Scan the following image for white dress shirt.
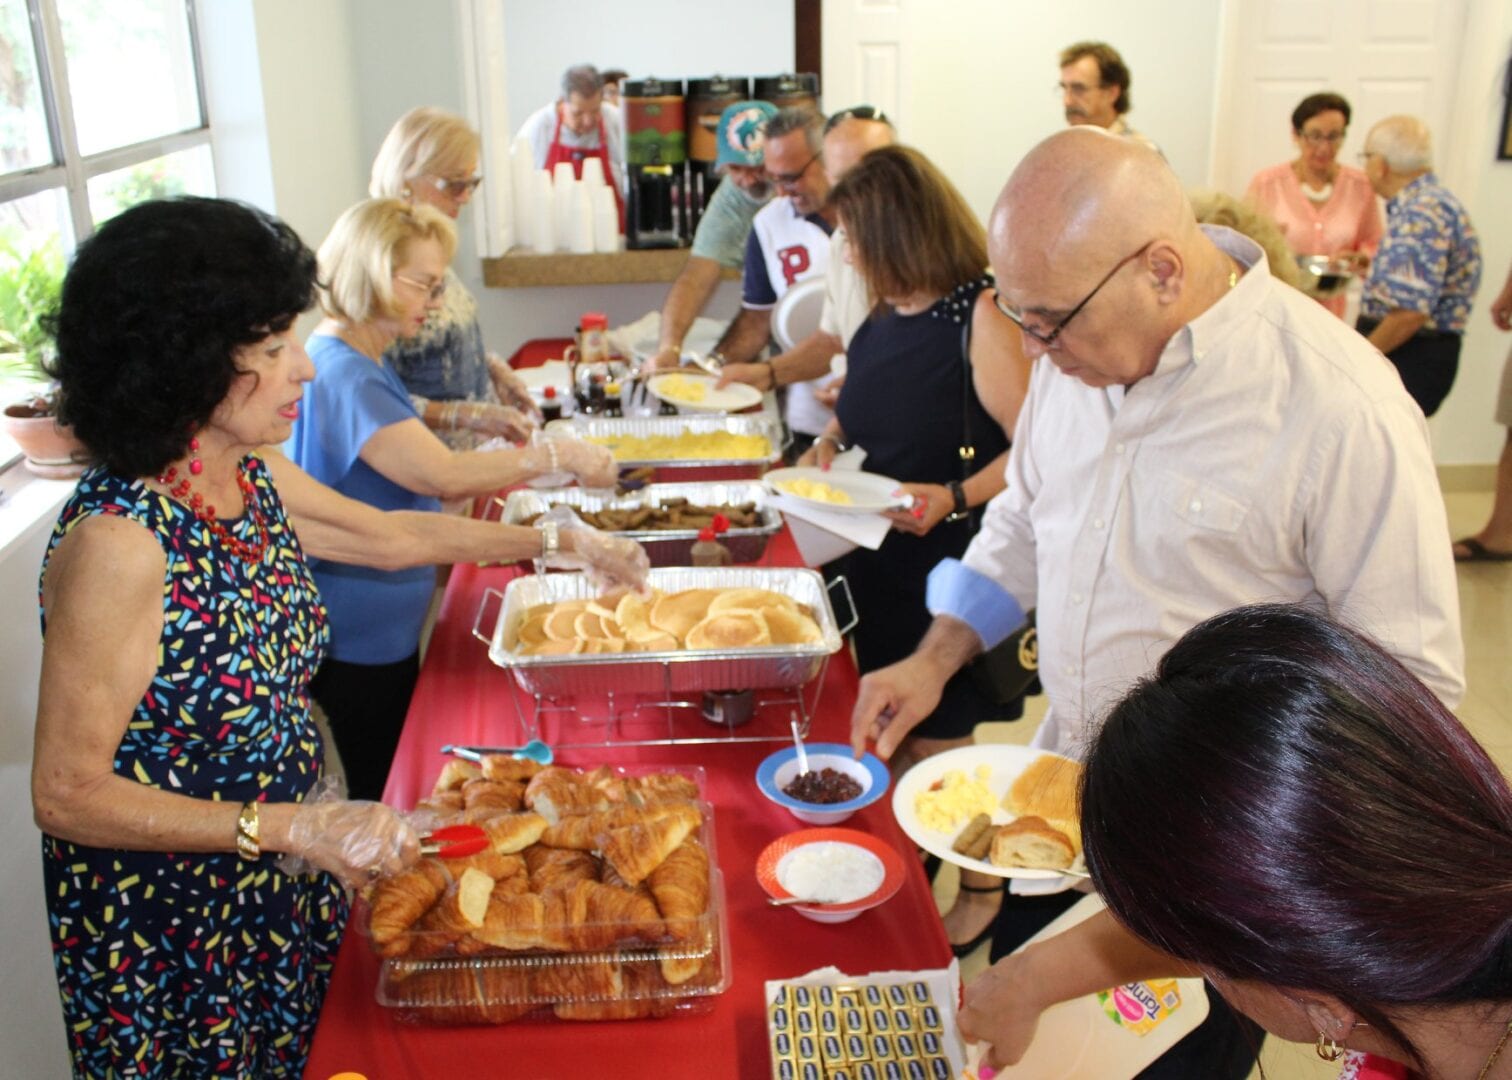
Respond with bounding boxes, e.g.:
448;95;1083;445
819;227;873;348
958;226;1464;758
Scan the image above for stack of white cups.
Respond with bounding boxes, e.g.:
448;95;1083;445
591;187;619;253
569;184;595;253
552;163;578;252
510;137;535;250
533;170;556;253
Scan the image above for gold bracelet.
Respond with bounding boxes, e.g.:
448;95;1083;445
236;800;261;861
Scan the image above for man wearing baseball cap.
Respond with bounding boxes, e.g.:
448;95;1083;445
649;100;779;370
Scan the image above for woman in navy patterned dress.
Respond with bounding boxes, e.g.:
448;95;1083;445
33;198;648;1078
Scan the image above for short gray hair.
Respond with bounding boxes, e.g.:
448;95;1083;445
1366;115;1432;173
562;64;604;99
763;105;824;154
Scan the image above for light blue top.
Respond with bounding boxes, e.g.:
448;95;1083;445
926;558;1027;651
691;177;769;269
285;334;440;665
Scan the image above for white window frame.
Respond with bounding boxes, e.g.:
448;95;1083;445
0;0;213;246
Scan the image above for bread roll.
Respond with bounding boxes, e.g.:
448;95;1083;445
989;815;1076;871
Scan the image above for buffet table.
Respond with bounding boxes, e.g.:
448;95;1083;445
304;529;952;1080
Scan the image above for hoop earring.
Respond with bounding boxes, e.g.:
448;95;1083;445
1315;1032;1344;1062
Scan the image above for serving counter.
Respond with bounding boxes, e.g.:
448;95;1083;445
304;529;952;1080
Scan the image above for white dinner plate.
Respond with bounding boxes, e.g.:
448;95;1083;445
763;466;912;516
646;373;763;414
891;743;1086;881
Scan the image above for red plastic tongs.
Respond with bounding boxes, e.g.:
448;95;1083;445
420;824;489;859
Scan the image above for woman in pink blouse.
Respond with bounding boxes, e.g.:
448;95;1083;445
1246;92;1382;317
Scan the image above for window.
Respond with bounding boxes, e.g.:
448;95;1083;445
0;0;214;407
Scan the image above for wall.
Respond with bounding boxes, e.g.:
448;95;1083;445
1432;0;1512;467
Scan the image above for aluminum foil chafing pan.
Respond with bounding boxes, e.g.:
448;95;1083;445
544;414;785;469
496;482;782;566
475;567;852;697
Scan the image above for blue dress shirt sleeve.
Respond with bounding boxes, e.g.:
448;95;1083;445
926;557;1028;650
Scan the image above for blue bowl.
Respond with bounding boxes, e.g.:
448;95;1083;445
756;742;890;825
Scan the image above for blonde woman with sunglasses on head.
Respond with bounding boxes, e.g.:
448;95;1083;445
370;107;539;449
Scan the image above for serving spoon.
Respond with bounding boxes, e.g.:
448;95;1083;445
790;715;810;777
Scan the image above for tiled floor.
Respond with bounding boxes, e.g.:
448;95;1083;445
939;489;1510;1079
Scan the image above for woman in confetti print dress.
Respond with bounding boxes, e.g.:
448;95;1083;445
32;198;646;1078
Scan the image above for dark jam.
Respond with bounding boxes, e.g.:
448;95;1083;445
783;767;863;804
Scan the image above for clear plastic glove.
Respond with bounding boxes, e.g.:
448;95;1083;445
447;400;538;442
486;352;541;418
278;783;421;890
539;506;652;594
644;345;683;372
550;436;619;489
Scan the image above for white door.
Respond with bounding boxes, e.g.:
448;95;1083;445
1212;0;1470;196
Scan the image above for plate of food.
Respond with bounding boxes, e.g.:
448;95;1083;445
891;744;1085;881
764;466;913;516
646;372;763;414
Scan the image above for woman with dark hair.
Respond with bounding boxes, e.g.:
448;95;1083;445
34;196;645;1078
962;604;1512;1079
1246;92;1383;317
799;145;1033;956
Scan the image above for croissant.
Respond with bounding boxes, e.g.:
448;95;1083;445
408;869;496;960
368;859;450;956
481;754;544;783
597;804;701;886
540;804;663;851
584;765;633;803
532;956;623;1003
462;778;527;813
472;891;547;951
552;961;674;1020
434;759;483;793
481;812;549;854
658;950;705;987
444;851;525;881
627;772;700;806
392;963;533;1025
524;846;600;892
575;881;664;950
525;768;618;823
647;837;710;941
414;791;465;815
472;963;536;1024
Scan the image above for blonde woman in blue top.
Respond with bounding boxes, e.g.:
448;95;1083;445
287;198;640;799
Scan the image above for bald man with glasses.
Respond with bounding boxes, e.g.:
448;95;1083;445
850;127;1464;1076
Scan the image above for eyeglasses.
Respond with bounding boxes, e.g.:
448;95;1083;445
429;174;483;196
394;273;447;302
1299;131;1346;146
767;151;821;188
1055;81;1107;97
824;105;890;134
992;242;1153;347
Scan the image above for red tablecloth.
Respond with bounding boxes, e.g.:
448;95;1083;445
304;530;951;1080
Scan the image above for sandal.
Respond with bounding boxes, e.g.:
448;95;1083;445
1454;537;1512;563
948;882;1004;958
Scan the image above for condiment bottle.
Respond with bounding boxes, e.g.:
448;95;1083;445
539;385;563;423
604;380;623;418
579;312;610;365
690;513;734;566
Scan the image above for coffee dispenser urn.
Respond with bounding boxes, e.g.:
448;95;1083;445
623;77;688;249
684;75;750;237
753;72;821;114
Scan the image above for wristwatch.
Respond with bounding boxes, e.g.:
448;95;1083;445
945;481;970;522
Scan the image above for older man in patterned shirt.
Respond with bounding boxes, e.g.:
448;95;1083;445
1357;115;1482;416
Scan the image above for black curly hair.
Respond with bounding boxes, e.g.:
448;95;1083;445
46;197;317;477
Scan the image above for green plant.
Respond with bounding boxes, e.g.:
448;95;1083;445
0;230;64;385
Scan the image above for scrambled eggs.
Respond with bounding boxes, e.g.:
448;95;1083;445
777;478;854;506
914;766;997;831
654;374;709;403
585;431;772;462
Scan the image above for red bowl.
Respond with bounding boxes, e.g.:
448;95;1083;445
756;827;908;923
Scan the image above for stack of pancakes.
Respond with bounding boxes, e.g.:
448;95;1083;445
511;587;823;656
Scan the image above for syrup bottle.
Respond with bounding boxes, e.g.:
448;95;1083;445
690;513;734;566
540;385;563;423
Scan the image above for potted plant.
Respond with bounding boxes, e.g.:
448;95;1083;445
0;234;86;477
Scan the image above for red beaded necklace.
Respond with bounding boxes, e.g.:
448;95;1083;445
155;442;268;565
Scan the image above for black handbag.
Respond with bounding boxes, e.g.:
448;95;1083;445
951;316;1041;705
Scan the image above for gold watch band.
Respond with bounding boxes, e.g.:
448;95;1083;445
236;800;261;861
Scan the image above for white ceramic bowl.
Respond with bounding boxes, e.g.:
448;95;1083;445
755;743;890;826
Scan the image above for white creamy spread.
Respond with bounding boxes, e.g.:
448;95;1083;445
777;842;885;904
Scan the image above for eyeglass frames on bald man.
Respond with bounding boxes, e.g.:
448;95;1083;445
394;273;447;302
824;105;890;134
767;151;821;188
992;241;1153;347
